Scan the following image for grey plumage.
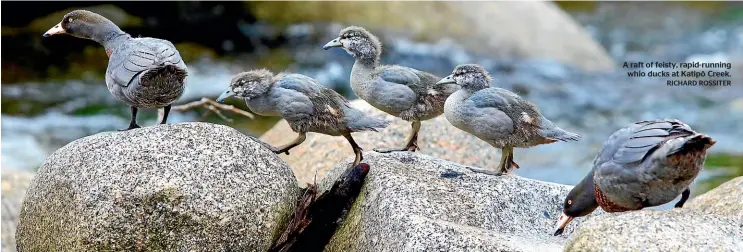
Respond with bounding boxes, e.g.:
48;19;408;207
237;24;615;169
438;64;581;175
106;37;187;109
324;26;458;152
593;119;713;208
44;10;187;130
217;69;388;167
554;119;715;236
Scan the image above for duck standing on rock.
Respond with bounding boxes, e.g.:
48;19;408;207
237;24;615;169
323;26;458;153
436;64;581;175
43;10;188;131
216;69;388;167
553;119;715;236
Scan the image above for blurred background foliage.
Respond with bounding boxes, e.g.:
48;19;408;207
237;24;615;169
1;1;742;193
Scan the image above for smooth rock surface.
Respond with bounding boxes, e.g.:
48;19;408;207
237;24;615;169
565;210;743;251
253;1;615;72
16;122;299;251
2;170;35;252
687;176;743;218
261;99;584;186
317;152;597;251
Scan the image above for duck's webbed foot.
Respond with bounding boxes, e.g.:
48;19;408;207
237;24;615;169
467;167;504;176
118;106;141;131
674;188;691;208
118;123;141;131
494;147;518;175
270;132;307;155
374;121;421;153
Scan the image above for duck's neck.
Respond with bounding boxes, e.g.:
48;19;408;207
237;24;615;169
573;169;599;216
350;58;378;96
92;23;130;50
354;55;379;69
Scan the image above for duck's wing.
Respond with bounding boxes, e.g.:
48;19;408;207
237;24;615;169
108;38;185;88
370;66;420;109
609;120;694;165
270;74;321;121
593;120;698;203
460;88;520;139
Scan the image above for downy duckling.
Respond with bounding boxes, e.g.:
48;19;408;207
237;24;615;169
217;69;388;167
323;26;458;153
437;64;581;175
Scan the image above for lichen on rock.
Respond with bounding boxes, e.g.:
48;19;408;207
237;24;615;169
16;122;300;251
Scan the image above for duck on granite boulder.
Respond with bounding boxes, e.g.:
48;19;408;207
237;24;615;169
43;9;188;131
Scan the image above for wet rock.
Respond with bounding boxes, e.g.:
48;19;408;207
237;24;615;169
565;210;743;251
318;152;590;251
16;122;299;251
2;170;35;252
687;176;743;218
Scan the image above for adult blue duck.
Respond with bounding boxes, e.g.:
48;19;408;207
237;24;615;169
44;10;188;131
553;119;715;236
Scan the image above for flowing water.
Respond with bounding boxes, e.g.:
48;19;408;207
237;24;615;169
2;3;742;196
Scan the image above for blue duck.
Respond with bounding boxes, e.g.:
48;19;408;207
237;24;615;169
44;10;188;131
437;64;581;175
216;69;388;167
553;119;715;236
323;26;458;153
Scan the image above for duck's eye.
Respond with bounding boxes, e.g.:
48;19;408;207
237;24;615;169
567;200;573;205
68;18;73;23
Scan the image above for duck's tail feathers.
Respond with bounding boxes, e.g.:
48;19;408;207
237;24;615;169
344;107;389;132
538;117;582;142
141;64;187;87
668;134;716;156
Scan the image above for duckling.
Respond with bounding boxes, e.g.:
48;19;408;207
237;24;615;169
323;26;458;153
43;10;187;131
436;64;581;175
216;69;388;167
553;119;715;236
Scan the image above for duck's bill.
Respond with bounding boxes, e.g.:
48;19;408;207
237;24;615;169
216;89;234;103
323;37;342;50
43;22;65;37
436;75;457;85
553;213;574;236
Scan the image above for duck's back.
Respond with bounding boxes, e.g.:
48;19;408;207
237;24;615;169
593;119;713;211
373;65;456;120
270;74;373;135
106;36;187;108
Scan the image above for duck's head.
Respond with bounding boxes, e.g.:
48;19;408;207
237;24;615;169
437;64;492;91
323;26;381;62
43;10;121;42
553;173;598;236
217;69;275;102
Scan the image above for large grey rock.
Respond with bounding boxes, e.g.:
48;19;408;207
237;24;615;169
317;152;596;251
251;2;615;72
687;176;743;218
565;210;743;251
16;122;299;251
2;170;35;252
